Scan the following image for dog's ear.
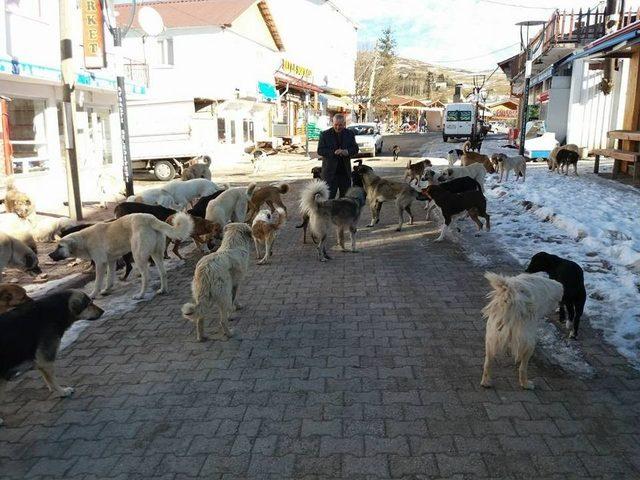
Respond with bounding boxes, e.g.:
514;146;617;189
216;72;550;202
68;291;90;315
24;253;37;270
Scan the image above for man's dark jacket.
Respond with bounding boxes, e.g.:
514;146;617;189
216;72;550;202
317;127;359;184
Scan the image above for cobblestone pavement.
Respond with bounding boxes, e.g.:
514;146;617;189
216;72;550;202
1;170;639;480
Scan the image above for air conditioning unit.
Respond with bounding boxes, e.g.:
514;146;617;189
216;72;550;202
273;123;289;137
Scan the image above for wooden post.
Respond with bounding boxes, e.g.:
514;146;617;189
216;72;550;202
621;47;640;176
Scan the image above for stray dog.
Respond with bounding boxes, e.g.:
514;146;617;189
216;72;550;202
404;159;433;185
252;207;286;265
481;272;563;390
188;188;228;218
181;163;211;181
49;213;193;299
128;179;221;210
353;164;418;231
97;173;125;209
251;150;267;174
60;223;135;281
165;214;222;260
311;166;322;179
0;284;32;314
181;223;253;342
206;184;257;226
0;290;104;425
491;153;527;182
299;180;367;261
392;145;400;162
246;184;289;223
525;252;586;339
3;177;35;219
447;149;464;167
351;159;364;188
422;185;490;241
556;149;580;176
0;233;41;279
114;202;176;221
422;176;482;219
462;139;482;153
461;148;495;174
436;163;489;192
547;144;580;173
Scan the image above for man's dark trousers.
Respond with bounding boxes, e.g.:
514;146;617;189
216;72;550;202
317;127;359;198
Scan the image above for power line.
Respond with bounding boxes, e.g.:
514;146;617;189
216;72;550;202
428;42;519;63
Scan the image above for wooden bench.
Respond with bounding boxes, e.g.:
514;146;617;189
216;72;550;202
590;130;640;185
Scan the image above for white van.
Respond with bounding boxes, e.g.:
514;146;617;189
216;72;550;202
443;103;475;142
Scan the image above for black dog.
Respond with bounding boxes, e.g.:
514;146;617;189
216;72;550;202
187;189;226;218
0;290;104;425
525;252;586;339
114;202;176;221
392;145;400;162
439;176;482;194
556;149;580;175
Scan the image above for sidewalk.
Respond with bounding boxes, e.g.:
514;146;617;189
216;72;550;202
0;171;638;479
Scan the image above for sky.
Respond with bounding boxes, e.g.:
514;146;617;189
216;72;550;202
334;0;640;72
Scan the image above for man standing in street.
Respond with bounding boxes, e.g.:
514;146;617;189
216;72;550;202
317;114;359;198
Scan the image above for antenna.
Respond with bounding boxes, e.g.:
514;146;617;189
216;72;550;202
138;6;165;36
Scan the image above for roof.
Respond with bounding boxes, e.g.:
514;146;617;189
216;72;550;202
115;0;285;51
385;95;428;107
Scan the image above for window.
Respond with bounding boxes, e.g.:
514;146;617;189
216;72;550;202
217;118;226;142
243;120;249;143
459;111;472;121
446;110;459;122
229;120;236;144
158;38;174;65
446;110;472;122
7;98;49;174
5;0;41;17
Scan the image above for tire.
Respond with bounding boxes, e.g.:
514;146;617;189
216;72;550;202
153;160;176;181
442;134;448;142
375;142;383;155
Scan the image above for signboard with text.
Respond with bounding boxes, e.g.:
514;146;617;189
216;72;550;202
80;0;107;69
282;59;312;80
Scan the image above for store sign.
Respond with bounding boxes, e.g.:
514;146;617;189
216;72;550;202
80;0;107;69
282;59;312;80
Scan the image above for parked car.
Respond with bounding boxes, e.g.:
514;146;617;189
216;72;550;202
347;123;383;156
443;103;475;142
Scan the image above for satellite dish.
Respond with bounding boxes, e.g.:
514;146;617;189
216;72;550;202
138;6;165;36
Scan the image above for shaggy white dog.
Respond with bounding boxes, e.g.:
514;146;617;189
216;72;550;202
205;184;256;226
128;179;221;210
435;163;488;191
181;223;253;341
481;272;563;390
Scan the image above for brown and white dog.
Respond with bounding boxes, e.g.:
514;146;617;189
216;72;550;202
404;159;433;185
491;153;527;182
3;177;35;219
165;214;223;260
251;207;286;265
0;284;32;314
245;184;289;223
422;185;490;242
461;143;495;174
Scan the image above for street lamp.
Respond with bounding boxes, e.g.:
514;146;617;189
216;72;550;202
516;20;545;156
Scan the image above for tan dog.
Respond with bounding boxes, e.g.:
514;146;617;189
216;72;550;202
165;214;223;260
4;177;35;219
251;207;286;265
461;143;495;174
245;184;289;223
0;284;32;314
182;223;253;342
404;159;433;185
547;144;580;174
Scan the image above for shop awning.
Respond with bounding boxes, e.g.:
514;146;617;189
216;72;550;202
319;93;354;110
275;72;322;93
258;81;277;101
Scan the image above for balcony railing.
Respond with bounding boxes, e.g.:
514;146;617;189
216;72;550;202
124;60;149;88
508;7;640;79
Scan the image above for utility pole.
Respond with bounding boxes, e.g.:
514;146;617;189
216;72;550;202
366;48;379;122
59;0;83;220
112;26;134;197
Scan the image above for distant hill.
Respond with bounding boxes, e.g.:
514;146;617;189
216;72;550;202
394;56;511;103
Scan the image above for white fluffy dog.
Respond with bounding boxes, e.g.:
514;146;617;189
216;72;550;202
436;163;488;191
181;223;253;342
481;272;563;390
491;153;527;182
205;184;256;226
129;179;221;210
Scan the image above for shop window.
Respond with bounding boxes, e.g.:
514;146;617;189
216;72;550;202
85;108;113;166
7;98;49;174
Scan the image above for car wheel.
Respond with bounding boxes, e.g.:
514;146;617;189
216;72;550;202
376;142;383;155
153;160;176;181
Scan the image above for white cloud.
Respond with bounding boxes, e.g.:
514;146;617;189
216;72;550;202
333;0;639;71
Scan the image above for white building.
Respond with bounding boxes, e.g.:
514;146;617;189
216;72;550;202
116;0;285;158
0;0;144;213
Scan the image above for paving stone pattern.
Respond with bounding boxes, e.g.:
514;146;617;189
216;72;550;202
1;177;639;479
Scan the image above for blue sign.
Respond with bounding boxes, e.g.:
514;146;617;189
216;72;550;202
258;81;277;101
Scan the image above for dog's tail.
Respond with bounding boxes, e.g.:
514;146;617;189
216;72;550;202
4;175;16;192
406;159;412;169
278;184;289;194
299;180;329;217
482;272;522;335
152;211;193;241
462;141;472;153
